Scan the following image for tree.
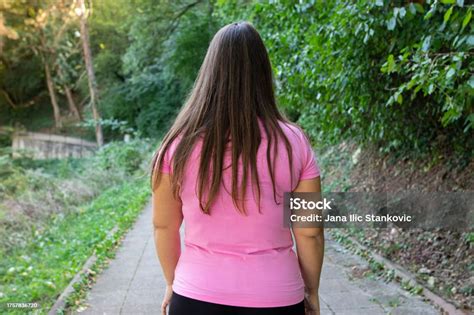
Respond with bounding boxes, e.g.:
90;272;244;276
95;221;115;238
1;1;86;128
76;0;103;146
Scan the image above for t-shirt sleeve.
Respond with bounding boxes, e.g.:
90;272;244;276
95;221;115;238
158;136;183;175
159;148;172;174
157;143;174;174
298;129;321;180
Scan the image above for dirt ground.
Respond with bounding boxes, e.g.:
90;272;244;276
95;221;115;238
318;142;473;311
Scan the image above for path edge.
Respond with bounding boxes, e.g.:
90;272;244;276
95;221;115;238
48;226;119;315
337;232;471;315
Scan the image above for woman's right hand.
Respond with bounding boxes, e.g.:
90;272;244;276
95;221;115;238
304;289;320;315
161;284;173;315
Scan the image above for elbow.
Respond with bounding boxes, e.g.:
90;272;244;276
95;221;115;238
152;218;181;232
153;223;169;231
153;222;176;231
153;224;180;240
294;227;325;241
306;232;325;242
315;232;324;243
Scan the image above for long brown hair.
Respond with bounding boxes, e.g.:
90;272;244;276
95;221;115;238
151;21;294;214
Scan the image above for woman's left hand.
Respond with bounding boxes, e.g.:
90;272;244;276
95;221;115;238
161;284;173;315
304;288;320;315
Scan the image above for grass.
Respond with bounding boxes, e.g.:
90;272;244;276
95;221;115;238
0;139;152;252
0;177;150;314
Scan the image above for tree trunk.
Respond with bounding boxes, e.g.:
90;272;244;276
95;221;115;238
64;85;82;120
78;0;103;146
39;32;62;128
44;61;62;128
56;66;82;120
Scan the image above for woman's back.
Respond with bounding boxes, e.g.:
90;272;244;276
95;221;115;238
152;21;324;315
160;119;320;307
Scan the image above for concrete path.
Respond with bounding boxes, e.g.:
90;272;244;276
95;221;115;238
77;204;439;315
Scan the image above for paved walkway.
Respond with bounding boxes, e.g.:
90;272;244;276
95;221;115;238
77;204;439;315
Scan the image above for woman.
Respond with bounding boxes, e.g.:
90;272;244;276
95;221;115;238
151;21;324;315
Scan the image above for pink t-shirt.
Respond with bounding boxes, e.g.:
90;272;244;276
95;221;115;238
159;120;320;307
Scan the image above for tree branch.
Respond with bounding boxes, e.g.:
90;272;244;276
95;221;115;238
0;89;41;109
164;1;203;38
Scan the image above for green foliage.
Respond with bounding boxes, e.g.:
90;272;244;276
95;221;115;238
216;0;473;156
2;0;473;155
0;0;85;129
0;139;152;251
101;0;216;139
379;2;473;135
93;139;151;174
0;178;149;314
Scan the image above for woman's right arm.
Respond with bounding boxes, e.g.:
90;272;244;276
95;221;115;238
292;177;324;315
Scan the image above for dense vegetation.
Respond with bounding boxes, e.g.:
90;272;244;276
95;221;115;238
1;0;472;156
0;139;151;250
247;0;473;157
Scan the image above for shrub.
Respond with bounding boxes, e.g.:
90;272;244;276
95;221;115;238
216;0;473;157
0;138;153;252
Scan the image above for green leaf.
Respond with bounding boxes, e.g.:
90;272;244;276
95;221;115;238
422;36;432;52
424;6;436;20
414;3;425;13
441;106;460;127
387;54;396;73
397;93;403;104
468;75;474;89
444;6;454;23
441;0;455;3
399;7;406;18
394;8;400;18
462;9;472;30
407;78;416;90
387;17;396;30
465;114;474;132
446;68;456;79
467;35;474;47
428;84;435;94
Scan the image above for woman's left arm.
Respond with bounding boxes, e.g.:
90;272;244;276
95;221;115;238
152;174;183;314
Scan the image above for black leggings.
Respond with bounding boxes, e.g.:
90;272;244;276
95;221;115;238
169;292;305;315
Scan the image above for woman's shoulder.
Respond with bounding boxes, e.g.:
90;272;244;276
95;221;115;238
158;133;183;157
277;120;306;140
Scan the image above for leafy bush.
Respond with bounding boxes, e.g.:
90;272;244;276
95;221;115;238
100;1;216;139
216;0;473;157
92;139;151;175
